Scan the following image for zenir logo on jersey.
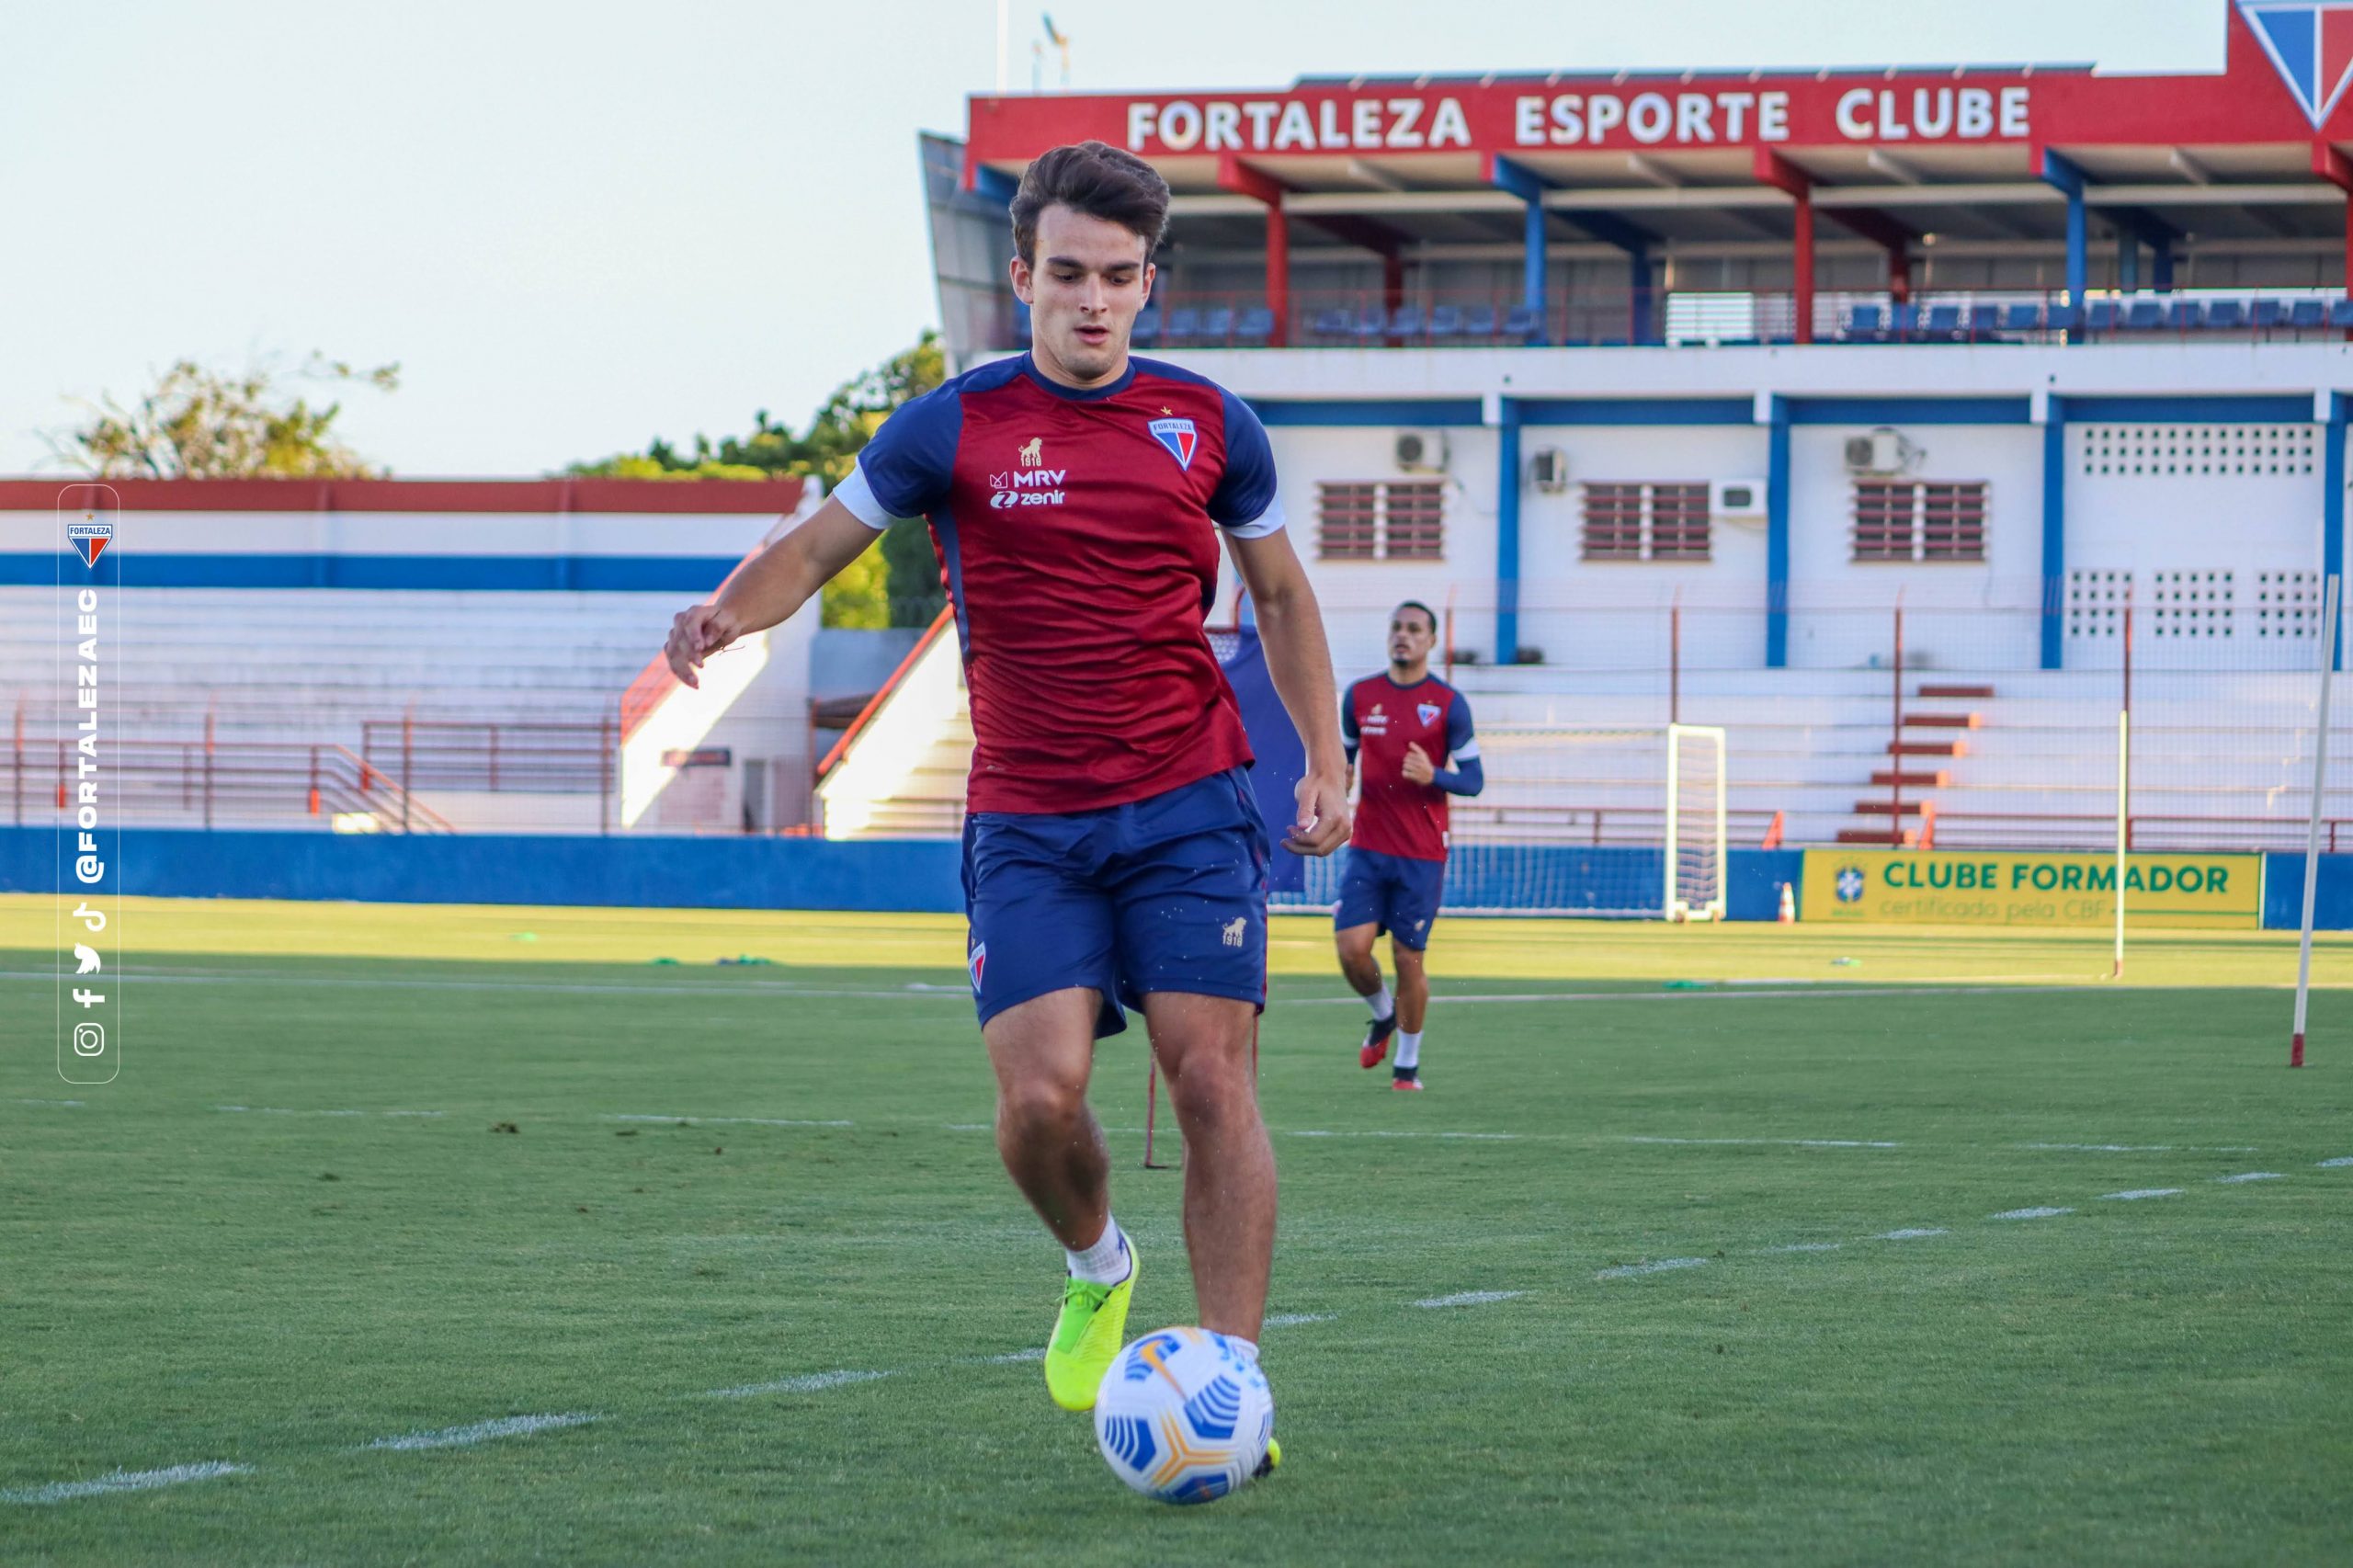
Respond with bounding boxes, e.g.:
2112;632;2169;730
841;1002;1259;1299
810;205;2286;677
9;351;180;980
1148;417;1198;472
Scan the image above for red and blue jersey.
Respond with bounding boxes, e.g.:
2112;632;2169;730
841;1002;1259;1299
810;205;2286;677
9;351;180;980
1343;674;1481;863
835;354;1284;815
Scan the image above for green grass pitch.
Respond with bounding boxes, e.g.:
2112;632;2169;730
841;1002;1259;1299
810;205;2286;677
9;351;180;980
5;895;2351;1564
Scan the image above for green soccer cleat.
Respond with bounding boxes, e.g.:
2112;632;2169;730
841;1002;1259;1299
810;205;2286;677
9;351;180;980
1043;1244;1137;1412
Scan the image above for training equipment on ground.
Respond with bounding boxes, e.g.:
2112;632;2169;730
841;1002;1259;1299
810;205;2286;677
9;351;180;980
1093;1327;1275;1504
1044;1250;1138;1411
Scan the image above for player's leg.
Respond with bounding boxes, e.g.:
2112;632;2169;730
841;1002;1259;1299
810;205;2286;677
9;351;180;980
1141;991;1276;1341
1389;937;1429;1088
1334;849;1397;1066
964;811;1134;1409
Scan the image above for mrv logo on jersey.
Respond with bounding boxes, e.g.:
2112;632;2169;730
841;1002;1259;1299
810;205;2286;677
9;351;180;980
989;469;1068;507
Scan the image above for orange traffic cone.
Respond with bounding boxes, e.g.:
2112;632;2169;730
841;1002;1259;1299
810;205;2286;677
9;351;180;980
1777;882;1796;924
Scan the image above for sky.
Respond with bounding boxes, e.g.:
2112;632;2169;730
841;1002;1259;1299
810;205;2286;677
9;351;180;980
0;0;2230;478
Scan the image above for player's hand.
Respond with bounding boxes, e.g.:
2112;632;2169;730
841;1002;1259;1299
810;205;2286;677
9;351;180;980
664;601;743;689
1286;768;1352;858
1401;743;1436;785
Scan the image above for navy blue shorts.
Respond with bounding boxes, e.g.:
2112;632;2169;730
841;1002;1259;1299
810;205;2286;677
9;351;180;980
1334;846;1446;950
961;767;1270;1040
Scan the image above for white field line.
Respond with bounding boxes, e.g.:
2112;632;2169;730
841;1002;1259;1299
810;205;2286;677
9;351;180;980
2322;1157;2353;1168
1761;1242;1845;1253
2215;1172;2285;1183
1263;1312;1338;1326
15;1098;85;1108
365;1413;597;1451
1410;1290;1527;1309
1624;1136;1901;1149
2099;1188;2184;1201
1;1461;249;1506
608;1114;857;1129
1873;1228;1949;1241
2018;1142;2259;1153
1278;984;2111;1007
1286;1129;1518;1141
974;1348;1046;1364
706;1369;890;1399
1991;1207;2075;1221
1596;1257;1709;1279
216;1106;445;1119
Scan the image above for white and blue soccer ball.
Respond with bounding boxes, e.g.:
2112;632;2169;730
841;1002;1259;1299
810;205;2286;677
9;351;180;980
1092;1326;1274;1505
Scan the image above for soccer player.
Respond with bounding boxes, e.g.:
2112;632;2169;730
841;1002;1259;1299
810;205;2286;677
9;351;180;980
1335;601;1483;1089
663;142;1348;1441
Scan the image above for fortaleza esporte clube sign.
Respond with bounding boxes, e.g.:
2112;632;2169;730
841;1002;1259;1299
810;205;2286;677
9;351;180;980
1800;849;2264;928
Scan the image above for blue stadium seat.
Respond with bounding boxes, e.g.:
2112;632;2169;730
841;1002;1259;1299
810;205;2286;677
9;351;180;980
2086;300;2119;333
1352;308;1388;342
2202;299;2244;330
1845;302;1884;340
1235;306;1274;345
2124;298;2164;331
1163;307;1199;345
1464;304;1499;338
2167;299;2205;330
2250;299;2287;331
1887;302;1917;339
1309;307;1352;339
1924;303;1962;338
2332;298;2353;329
2290;299;2327;330
1501;304;1542;342
1131;308;1160;347
1201;306;1234;343
1427;304;1467;339
2002;302;2042;332
2045;301;2079;332
1966;302;2001;338
1388;304;1425;338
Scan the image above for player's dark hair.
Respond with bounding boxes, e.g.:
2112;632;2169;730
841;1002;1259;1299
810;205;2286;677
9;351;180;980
1393;600;1438;634
1011;141;1171;265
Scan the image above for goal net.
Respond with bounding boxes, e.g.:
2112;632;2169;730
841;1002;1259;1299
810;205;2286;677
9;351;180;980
1279;723;1728;919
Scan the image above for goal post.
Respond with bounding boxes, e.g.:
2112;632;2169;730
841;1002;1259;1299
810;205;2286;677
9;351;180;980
1275;722;1731;920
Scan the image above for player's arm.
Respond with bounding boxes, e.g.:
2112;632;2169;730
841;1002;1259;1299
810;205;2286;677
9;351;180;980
1430;694;1483;797
663;499;882;688
1340;688;1360;796
1225;528;1351;857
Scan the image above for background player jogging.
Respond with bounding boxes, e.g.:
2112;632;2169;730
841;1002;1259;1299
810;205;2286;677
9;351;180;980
663;141;1349;1452
1335;601;1483;1089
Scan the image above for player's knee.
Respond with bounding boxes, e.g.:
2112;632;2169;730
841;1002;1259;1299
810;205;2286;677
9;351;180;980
997;1074;1086;1139
1165;1055;1255;1131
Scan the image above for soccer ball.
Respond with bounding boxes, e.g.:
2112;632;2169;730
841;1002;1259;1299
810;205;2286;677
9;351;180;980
1093;1326;1274;1505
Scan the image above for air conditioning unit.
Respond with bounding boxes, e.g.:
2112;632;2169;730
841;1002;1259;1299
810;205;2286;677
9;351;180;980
1393;429;1449;472
1529;447;1570;492
1844;427;1920;476
1711;477;1768;519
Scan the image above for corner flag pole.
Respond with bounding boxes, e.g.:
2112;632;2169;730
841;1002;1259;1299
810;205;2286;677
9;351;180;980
2292;573;2341;1068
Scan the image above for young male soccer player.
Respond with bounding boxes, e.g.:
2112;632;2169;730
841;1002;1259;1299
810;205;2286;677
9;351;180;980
663;142;1349;1439
1335;601;1483;1089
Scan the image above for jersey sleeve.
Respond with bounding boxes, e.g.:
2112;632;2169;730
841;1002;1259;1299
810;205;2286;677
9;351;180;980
1341;687;1360;762
1207;390;1284;539
833;386;961;529
1445;691;1479;764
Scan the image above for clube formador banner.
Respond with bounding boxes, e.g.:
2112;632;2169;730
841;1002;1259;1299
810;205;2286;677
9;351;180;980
1800;850;2265;929
965;3;2353;165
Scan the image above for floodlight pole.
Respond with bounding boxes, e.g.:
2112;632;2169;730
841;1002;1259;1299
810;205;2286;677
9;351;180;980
2292;573;2342;1067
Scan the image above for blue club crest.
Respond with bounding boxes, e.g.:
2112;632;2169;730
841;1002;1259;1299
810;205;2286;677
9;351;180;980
2238;2;2353;127
1148;417;1198;471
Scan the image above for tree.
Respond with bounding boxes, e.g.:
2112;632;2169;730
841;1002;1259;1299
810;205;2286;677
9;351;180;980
569;334;948;629
54;353;400;478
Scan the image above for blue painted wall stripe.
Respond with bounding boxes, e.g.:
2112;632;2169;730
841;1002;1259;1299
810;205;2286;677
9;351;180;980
1765;400;1791;669
1495;402;1523;665
0;552;743;593
1516;398;1754;426
2059;395;2315;425
2328;409;2347;674
1784;397;2033;426
1251;398;1487;427
2041;415;2067;671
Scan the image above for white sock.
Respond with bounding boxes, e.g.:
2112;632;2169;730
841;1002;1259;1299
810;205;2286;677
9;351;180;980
1394;1030;1422;1070
1224;1335;1260;1363
1366;983;1394;1021
1065;1217;1131;1285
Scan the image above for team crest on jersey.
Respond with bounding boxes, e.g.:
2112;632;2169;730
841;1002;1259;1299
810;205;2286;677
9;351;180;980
1416;702;1440;727
2238;2;2353;127
1147;417;1198;471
